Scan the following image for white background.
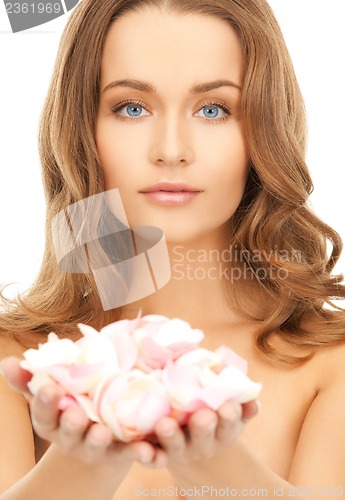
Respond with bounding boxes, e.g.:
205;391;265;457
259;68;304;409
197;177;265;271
0;1;344;304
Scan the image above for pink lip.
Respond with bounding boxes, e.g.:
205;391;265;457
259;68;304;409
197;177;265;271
140;182;202;193
139;182;203;206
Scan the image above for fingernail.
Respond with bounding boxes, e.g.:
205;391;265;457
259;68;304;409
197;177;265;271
208;421;218;432
255;400;262;414
162;427;175;438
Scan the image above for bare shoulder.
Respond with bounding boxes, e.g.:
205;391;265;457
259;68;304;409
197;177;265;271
0;331;27;360
310;340;345;391
0;335;36;493
288;340;345;485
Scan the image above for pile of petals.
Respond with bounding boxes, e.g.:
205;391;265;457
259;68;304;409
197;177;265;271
20;312;262;442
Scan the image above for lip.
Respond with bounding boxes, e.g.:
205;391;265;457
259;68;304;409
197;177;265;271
139;182;203;206
139;182;202;193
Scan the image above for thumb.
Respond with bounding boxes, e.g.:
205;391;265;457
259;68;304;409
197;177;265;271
1;356;33;399
241;399;261;422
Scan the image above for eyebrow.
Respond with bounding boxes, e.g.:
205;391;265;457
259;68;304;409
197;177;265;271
101;78;242;95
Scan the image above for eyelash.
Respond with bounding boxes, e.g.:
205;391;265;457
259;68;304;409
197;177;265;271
111;99;232;123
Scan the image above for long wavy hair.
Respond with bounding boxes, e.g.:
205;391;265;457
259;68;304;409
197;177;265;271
1;0;345;364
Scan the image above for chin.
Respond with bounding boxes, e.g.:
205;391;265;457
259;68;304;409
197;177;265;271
162;227;209;246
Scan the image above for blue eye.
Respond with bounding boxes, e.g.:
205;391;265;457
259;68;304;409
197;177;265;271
195;104;231;122
112;100;232;123
115;101;150;119
206;107;220;118
125;104;142;117
202;106;219;118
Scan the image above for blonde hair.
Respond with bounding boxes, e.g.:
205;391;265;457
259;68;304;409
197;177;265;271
1;0;345;364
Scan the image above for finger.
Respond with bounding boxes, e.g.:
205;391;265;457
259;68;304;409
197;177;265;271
59;406;93;453
0;356;33;398
115;439;157;465
141;446;169;469
188;408;217;459
155;417;186;460
31;383;65;438
216;400;243;443
80;423;115;463
241;400;261;422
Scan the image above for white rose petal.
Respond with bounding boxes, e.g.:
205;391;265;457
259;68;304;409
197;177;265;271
153;318;204;346
21;337;80;370
217;366;262;402
175;348;215;366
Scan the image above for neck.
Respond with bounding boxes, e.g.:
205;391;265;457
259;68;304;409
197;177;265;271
120;223;254;329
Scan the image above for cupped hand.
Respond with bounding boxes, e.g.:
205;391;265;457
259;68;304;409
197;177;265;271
0;356;167;468
146;399;259;469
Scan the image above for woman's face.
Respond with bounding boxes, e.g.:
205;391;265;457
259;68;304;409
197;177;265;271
96;8;250;244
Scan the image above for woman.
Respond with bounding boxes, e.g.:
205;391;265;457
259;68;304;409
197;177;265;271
1;0;345;498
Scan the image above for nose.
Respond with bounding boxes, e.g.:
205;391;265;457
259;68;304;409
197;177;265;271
148;113;194;167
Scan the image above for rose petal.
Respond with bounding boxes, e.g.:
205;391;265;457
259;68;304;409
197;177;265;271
101;328;138;371
21;337;80;370
153;318;204;346
214;345;248;373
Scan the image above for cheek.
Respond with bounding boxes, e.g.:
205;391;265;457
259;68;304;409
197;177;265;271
95;122;112;182
95;121;139;189
207;127;250;194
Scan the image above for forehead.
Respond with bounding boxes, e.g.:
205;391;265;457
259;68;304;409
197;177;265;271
100;8;244;91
